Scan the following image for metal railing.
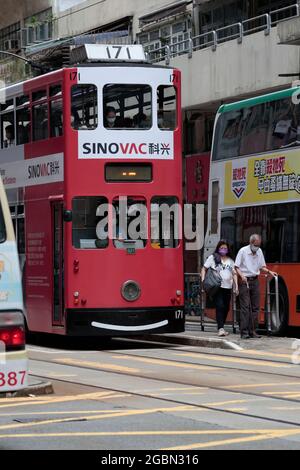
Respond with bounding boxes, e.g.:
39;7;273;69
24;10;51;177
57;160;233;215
265;275;280;335
147;3;300;64
184;272;281;335
184;273;239;333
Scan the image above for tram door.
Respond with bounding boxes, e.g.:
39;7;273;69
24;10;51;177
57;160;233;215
52;202;64;326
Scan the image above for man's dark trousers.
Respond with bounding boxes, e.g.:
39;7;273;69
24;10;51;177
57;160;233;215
239;278;260;336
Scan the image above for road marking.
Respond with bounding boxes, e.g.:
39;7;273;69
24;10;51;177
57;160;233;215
202;399;250;407
0;406;195;432
0;429;291;440
164;429;300;450
242;350;293;360
111;355;220;371
262;391;300;396
0;391;126;409
54;358;141;374
173;352;292;368
224;382;300;390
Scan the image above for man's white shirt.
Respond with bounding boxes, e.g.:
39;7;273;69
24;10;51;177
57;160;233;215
235;245;266;277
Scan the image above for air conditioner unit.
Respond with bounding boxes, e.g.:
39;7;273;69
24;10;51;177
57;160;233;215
4;39;20;51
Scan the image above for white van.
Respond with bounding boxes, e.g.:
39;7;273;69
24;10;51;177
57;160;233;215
0;179;27;393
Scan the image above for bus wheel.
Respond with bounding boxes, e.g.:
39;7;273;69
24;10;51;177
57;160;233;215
268;279;289;336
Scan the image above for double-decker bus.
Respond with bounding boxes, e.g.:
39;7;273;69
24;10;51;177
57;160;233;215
205;85;300;334
0;44;184;337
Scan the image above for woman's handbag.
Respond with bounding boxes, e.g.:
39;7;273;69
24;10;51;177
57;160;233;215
203;267;222;298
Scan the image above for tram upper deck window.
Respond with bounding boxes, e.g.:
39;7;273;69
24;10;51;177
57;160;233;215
157;86;177;130
1;99;15;149
32;89;48;142
103;84;152;130
16;95;30;145
71;84;97;130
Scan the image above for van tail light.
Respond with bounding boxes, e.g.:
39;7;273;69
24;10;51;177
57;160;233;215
0;312;26;352
0;327;25;351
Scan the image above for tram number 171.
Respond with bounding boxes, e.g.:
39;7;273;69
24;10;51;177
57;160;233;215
175;310;184;319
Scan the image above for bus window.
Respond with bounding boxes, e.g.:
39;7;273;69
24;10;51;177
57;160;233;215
151;197;179;248
213;110;244;160
103;84;152;130
239;104;268;155
113;197;147;249
157;85;177;130
210;181;219;235
71;84;97;130
33;102;48;141
268;98;297;151
72;197;108;249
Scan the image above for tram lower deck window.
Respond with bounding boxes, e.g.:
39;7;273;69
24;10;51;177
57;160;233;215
72;197;108;249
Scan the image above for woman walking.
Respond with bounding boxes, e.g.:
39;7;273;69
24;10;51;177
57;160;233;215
201;240;238;337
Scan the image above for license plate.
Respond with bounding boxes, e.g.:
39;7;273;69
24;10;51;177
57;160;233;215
0;357;28;392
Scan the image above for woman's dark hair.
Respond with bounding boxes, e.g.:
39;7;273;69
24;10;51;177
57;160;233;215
214;240;232;262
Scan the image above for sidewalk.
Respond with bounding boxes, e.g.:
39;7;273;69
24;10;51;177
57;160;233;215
140;315;298;352
0;377;53;399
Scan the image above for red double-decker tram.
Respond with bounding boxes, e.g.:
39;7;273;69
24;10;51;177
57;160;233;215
0;45;184;336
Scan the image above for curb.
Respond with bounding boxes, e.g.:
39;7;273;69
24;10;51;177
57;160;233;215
0;380;54;399
136;333;243;350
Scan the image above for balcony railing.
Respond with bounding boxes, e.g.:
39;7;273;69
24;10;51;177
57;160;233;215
147;3;300;64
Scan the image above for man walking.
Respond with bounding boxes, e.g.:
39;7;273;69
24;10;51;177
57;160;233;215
235;234;277;339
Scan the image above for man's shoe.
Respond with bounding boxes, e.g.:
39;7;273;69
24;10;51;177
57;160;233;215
249;333;262;338
241;335;250;339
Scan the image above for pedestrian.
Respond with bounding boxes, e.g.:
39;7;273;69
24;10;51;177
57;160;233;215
235;234;277;339
201;240;238;337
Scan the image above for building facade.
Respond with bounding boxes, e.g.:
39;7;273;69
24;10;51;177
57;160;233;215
1;0;300;270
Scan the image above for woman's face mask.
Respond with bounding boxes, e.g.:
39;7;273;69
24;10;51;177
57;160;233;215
218;248;228;256
107;117;116;125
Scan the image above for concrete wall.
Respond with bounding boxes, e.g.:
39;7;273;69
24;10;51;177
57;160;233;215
0;0;52;28
55;0;183;37
169;27;300;109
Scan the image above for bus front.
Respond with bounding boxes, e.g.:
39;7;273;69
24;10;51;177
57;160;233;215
63;45;184;336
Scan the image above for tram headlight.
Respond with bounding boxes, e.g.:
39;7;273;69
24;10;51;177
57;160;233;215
121;280;141;302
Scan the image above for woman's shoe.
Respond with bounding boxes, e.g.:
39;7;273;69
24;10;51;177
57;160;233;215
218;328;229;337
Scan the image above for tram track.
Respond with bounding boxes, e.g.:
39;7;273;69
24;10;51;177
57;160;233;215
27;359;300;431
117;336;295;366
28;355;300;405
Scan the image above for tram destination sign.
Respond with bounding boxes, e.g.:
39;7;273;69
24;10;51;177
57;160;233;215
72;44;147;63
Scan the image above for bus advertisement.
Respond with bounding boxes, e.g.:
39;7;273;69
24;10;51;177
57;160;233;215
205;86;300;334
